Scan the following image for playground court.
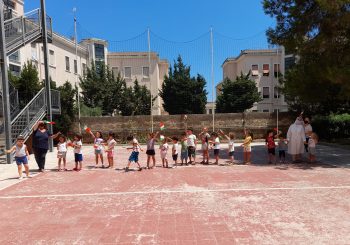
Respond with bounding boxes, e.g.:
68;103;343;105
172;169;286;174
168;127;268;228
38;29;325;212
0;144;349;245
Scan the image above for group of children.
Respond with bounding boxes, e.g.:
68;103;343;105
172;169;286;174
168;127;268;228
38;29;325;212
7;125;319;179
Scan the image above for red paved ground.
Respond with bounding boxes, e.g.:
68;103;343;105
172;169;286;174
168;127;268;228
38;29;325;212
0;148;350;244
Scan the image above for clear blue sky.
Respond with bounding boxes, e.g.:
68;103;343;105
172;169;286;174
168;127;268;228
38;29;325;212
25;0;275;101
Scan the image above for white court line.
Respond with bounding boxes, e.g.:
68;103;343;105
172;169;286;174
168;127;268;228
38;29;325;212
1;185;350;200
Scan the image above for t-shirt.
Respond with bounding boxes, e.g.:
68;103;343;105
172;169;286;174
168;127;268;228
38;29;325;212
58;142;67;152
201;133;210;144
228;139;235;152
308;138;316;148
187;134;196;147
132;138;140;152
107;139;116;150
32;129;52;150
278;139;288;151
160;143;169;153
243;136;252;147
73;140;82;154
15;144;27;157
172;143;179;155
181;140;188;152
305;124;313;136
147;138;155;150
266;136;276;149
213;137;220;150
94;138;104;151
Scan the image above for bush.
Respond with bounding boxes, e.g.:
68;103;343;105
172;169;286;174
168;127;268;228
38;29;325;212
80;104;102;117
312;114;350;140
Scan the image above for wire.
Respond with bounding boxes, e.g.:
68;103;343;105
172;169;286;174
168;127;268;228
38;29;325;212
150;30;210;44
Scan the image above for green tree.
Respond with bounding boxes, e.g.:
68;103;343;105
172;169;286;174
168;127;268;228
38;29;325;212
12;61;42;108
159;56;207;114
52;81;76;134
263;0;350;114
216;73;261;113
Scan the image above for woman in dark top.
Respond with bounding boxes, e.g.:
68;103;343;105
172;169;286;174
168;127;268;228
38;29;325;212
32;121;60;172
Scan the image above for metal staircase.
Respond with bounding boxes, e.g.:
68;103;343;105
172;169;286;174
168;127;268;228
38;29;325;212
0;6;59;163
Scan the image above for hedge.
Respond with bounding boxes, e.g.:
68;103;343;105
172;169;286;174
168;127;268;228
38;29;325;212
312;114;350;140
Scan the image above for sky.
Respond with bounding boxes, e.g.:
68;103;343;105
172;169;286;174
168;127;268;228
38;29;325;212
25;0;275;101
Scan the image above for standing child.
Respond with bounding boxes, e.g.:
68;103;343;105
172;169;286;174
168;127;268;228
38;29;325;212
199;127;210;164
241;129;253;164
89;130;105;168
57;135;68;171
171;136;179;167
308;132;318;163
180;132;188;165
72;134;83;171
211;132;221;165
146;132;159;169
6;135;30;179
266;130;276;164
125;136;143;172
160;137;169;168
219;130;235;164
105;132;117;168
278;133;288;163
187;128;197;164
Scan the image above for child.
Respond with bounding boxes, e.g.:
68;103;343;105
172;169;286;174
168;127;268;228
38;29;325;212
125;136;143;172
180;132;188;165
160;137;169;168
89;130;105;168
171;136;179;167
211;132;220;165
186;128;197;164
105;132;117;168
241;129;253;164
146;131;159;169
6;135;30;179
199;127;210;164
278;133;288;163
57;134;67;171
72;134;83;171
219;130;235;164
308;132;318;163
266;130;276;164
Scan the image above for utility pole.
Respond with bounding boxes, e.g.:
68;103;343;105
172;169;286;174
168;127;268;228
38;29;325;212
73;7;81;133
0;1;13;164
40;0;53;151
210;27;215;131
147;28;153;132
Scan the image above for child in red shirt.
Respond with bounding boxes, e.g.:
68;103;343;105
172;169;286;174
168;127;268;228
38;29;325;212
266;130;276;164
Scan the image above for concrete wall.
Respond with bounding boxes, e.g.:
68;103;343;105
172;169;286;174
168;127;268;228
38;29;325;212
71;112;294;143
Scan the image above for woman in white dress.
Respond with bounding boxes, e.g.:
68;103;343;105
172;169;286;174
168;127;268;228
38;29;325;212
287;117;306;162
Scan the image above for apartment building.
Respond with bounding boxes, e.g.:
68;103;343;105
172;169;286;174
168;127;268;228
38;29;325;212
107;52;169;115
218;48;288;112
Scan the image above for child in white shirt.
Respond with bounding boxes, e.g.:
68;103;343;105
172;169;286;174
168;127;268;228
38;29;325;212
57;135;67;171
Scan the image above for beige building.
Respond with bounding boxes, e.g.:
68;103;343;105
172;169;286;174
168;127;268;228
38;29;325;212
218;48;288;112
107;52;169;115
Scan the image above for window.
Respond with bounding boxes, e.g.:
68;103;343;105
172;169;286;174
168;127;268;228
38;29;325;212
74;60;78;74
263;87;270;99
65;56;70;72
263;64;269;76
263;109;270;112
31;43;37;61
94;43;105;60
208;109;213;114
274;64;280;77
124;67;131;78
49;50;55;66
9;64;20;76
251;64;259;76
82;63;87;76
9;51;20;64
112;67;119;78
274;87;280;98
142;67;150;78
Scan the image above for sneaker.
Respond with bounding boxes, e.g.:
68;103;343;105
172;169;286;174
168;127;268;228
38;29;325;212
26;175;32;178
125;167;129;172
138;168;142;171
73;167;78;171
18;176;23;180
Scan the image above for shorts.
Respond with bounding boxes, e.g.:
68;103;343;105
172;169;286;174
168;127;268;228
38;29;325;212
160;152;167;160
188;146;196;157
57;151;67;159
129;151;139;162
181;151;188;160
214;149;220;156
95;149;102;155
202;142;209;151
74;153;83;162
279;150;286;158
268;148;276;155
15;156;28;165
172;154;178;161
309;147;316;155
107;150;114;158
244;146;251;152
229;151;234;157
146;149;155;156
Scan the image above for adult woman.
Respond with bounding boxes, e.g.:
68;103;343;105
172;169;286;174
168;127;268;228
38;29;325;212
32;121;60;172
304;117;313;152
287;116;306;162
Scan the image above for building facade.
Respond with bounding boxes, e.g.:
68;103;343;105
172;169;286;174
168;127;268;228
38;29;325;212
218;48;288;112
